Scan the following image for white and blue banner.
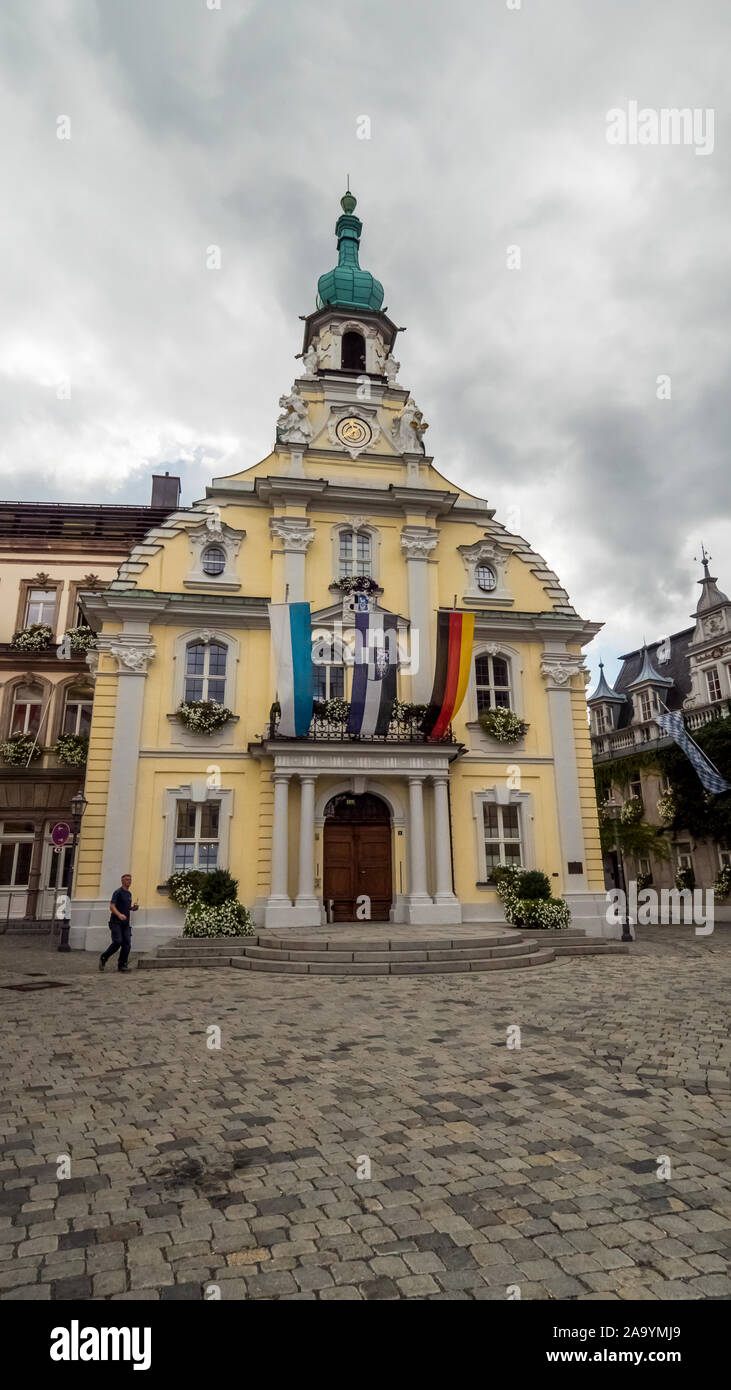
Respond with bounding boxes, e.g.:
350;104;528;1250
268;601;313;737
655;710;731;794
347;611;398;737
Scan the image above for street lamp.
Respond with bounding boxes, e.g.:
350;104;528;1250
603;799;634;943
57;790;88;953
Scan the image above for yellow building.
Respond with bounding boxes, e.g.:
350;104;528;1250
72;191;608;948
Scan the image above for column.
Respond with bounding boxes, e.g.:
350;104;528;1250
269;518;315;603
408;776;430;903
295;774;317;907
541;653;589;892
98;634;155;895
432;776;458;906
269;773;291;903
401;526;439;704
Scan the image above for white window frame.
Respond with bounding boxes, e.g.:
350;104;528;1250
0;822;35;888
472;788;535;883
183;640;228;704
676;841;693;872
474;652;512;713
62;687;93;736
312;663;346;702
161;784;234;881
184;518;244;590
594;706;607;734
172;630;238;711
11;685;44;736
330;521;380;586
638;690;654;722
172;799;222;872
25;587;57;626
706;666;722;703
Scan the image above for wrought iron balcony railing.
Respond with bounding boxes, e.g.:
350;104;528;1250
266;715;456;744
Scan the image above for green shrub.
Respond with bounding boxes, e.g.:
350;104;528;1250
516;869;552;901
198;868;238;907
512;897;571;930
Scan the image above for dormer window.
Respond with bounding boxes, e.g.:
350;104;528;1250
341;330;366;371
639;690;655;721
706;666;722;703
201;545;226;577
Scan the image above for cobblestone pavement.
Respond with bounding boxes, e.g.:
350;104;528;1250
0;926;729;1301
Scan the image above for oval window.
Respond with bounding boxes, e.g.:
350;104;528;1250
202;545;226;576
475;564;497;592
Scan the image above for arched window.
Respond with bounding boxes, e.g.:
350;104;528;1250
11;683;44;735
339;529;372;578
201;544;226;577
475;653;511;712
184;642;227;703
341;331;366;371
62;684;93;736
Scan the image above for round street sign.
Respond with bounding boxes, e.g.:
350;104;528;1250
51;822;71;847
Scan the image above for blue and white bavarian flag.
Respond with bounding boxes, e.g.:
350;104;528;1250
347;611;398;737
268;601;313;737
655;710;731;794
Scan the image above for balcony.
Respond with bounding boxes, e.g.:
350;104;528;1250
266;714;456;744
684;699;731;731
593;720;671;761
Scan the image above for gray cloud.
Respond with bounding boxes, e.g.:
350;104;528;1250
0;0;728;686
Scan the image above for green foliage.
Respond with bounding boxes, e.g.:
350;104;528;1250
655;715;731;841
1;733;42;765
600;815;671;861
516;869;552;901
478;708;529;743
492;864;570;930
54;733;89;767
167;867;238;907
198;868;239;907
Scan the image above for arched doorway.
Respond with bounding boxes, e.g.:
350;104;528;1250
323;793;392;923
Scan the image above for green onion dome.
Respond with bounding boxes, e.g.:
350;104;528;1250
316;191;384;312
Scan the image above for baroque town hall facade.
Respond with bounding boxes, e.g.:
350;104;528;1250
72;192;607;947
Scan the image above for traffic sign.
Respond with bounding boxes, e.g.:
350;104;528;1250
51;822;71;847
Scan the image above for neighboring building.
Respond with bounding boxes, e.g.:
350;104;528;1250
72;189;608;950
0;476;181;924
588;554;731;893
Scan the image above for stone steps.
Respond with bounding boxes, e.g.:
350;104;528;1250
138;928;629;976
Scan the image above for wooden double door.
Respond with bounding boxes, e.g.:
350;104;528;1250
323;807;393;923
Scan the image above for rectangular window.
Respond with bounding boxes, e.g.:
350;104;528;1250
483;801;523;876
706;667;722;703
0;840;33;887
24;588;58;627
475;654;511;713
717;840;730;869
639;691;653;722
594;707;607;734
11;697;42;736
676;841;693;871
313;665;345;701
184;642;227;704
173;800;220;872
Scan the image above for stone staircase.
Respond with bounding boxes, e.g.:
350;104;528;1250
138;929;629;977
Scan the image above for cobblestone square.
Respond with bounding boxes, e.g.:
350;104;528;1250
0;927;729;1301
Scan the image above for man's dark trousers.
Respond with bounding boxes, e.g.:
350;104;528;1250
101;919;132;968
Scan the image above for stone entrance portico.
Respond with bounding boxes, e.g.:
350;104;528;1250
252;740;462;928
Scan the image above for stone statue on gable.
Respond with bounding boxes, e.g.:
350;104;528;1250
276;390;313;444
392;396;428;453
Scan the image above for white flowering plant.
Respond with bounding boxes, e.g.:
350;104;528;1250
313;697;350;723
391;699;427;726
11;623;54;651
176;700;233;735
713;865;731;900
620;796;644;824
1;733;42;766
656;790;676;826
492;864;570;930
65;626;97;653
183;900;254;937
478;708;528;743
54;733;89;767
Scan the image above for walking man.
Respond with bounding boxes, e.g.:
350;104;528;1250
99;874;139;973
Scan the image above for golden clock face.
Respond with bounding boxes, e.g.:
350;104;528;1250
335;416;372;449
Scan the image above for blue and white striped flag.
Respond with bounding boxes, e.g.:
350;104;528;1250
268;601;313;737
655;710;731;794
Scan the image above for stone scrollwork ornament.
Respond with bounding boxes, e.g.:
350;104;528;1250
108;642;156;673
540;657;587;686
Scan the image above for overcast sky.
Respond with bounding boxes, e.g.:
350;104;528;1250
1;0;728;684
